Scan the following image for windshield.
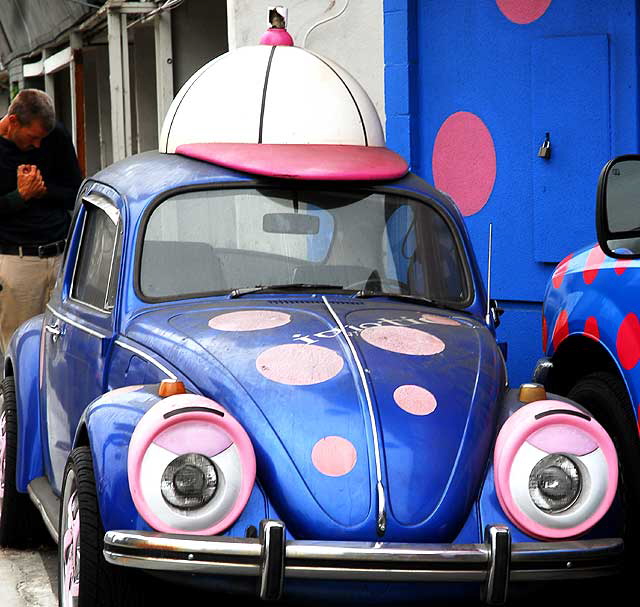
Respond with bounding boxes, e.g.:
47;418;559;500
139;188;470;305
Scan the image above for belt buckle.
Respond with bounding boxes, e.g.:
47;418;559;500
38;242;60;258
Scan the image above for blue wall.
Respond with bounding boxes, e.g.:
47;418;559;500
384;0;640;385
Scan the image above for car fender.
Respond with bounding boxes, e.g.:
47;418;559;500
5;314;45;492
543;250;635;403
482;386;622;541
475;387;534;541
76;384;162;531
78;384;271;534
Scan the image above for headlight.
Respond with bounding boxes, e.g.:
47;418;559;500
128;394;256;535
494;400;618;539
529;453;581;513
161;453;218;510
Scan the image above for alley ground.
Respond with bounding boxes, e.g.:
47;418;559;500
0;545;56;607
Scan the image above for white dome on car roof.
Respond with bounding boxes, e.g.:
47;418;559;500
159;45;385;153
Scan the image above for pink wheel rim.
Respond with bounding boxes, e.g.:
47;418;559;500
0;410;6;509
61;481;80;607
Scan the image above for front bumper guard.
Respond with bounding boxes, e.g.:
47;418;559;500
104;522;622;605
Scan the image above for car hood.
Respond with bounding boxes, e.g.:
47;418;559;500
125;298;504;541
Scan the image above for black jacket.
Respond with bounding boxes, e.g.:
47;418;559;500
0;122;82;245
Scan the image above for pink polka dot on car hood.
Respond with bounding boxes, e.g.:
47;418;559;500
360;326;445;355
256;343;344;385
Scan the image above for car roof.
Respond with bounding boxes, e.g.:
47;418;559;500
89;150;464;229
91;150;253;205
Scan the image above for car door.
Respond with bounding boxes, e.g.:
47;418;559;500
40;192;122;493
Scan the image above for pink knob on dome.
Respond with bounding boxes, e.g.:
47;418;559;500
260;27;294;46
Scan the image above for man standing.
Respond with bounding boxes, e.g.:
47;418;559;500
0;89;82;352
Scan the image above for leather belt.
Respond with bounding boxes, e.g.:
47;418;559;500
0;239;66;258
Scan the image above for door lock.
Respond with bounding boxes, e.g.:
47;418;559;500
538;132;551;159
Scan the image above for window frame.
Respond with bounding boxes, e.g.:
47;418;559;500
134;182;475;310
69;193;122;314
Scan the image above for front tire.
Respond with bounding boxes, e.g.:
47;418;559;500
567;372;640;562
0;376;46;547
59;447;146;607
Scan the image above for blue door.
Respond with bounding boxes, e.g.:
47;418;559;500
385;0;639;382
40;193;122;492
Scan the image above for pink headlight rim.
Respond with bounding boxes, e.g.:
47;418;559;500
494;400;618;540
128;394;256;535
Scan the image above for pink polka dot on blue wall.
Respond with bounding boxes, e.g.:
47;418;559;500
432;112;496;217
496;0;552;24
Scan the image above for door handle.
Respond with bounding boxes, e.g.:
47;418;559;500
45;323;62;342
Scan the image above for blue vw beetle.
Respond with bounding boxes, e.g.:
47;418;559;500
0;38;624;606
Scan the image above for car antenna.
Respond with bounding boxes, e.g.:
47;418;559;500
485;222;493;326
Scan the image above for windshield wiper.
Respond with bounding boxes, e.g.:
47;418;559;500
355;289;451;310
229;283;347;298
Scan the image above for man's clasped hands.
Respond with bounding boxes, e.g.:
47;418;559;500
17;164;47;201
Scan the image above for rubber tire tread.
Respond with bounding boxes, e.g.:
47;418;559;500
60;447;146;607
0;376;47;547
567;371;640;567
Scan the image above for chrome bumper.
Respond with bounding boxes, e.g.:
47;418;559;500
103;522;622;605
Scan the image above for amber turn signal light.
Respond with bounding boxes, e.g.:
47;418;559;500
159;379;186;397
518;383;547;404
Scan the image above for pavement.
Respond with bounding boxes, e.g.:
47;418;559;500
0;545;57;607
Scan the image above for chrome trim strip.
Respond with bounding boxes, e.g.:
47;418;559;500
322;296;386;536
46;306;178;381
103;552;260;576
68;296;112;316
83;193;120;225
103;528;623;584
27;481;59;544
69;210;88;307
104;218;121;311
114;339;177;380
46;304;108;339
70;196;120;312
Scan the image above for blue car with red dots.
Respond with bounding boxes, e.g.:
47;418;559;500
0;37;625;607
537;154;640;559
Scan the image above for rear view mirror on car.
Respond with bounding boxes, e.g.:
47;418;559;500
597;155;640;257
263;213;320;235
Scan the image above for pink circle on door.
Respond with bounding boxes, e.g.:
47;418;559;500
432;112;496;216
496;0;552;24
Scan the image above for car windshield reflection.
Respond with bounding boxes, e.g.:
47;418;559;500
139;188;470;306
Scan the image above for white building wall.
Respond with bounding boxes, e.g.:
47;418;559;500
226;0;385;129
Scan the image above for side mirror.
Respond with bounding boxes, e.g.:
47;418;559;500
597;154;640;258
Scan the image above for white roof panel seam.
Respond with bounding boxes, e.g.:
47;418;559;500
309;52;368;146
258;46;277;144
162;54;227;152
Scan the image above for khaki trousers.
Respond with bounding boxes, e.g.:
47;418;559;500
0;253;61;353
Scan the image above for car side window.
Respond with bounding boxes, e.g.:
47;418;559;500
71;196;121;312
